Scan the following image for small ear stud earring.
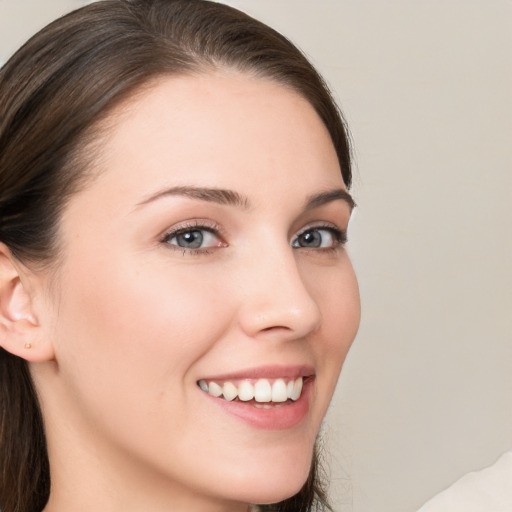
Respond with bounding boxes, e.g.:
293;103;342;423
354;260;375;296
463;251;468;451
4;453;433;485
24;343;32;349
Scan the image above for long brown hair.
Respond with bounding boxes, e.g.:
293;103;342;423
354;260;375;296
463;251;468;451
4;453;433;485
0;1;351;510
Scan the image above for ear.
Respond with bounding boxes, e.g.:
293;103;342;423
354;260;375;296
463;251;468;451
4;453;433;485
0;243;55;362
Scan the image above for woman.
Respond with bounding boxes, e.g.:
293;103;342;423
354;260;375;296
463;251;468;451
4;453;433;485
0;1;360;511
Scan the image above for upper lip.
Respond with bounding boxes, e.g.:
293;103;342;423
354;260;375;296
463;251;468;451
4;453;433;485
198;364;315;382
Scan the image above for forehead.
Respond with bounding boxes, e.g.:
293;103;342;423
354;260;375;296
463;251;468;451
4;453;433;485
85;71;344;203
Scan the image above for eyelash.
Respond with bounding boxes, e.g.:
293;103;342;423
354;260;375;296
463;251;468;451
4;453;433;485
293;224;348;253
160;221;347;255
160;220;225;256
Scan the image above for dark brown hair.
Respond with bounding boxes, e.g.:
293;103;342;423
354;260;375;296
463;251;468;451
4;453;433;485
0;1;351;511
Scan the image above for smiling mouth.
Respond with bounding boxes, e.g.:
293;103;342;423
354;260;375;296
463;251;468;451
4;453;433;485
197;377;307;406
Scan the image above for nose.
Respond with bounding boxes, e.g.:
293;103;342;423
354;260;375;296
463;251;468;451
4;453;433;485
236;243;322;341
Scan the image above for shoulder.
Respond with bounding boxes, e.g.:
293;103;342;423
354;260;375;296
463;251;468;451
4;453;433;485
417;451;512;512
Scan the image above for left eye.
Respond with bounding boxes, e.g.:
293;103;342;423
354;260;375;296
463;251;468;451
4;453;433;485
165;228;222;250
291;227;341;249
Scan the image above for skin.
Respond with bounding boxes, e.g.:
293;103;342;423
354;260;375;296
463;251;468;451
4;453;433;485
0;72;360;511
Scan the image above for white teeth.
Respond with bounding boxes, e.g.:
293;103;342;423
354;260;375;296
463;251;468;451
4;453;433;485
287;380;294;398
199;377;305;403
271;379;288;402
222;382;238;401
290;378;303;401
238;381;255;401
208;381;223;397
254;379;272;402
254;403;275;409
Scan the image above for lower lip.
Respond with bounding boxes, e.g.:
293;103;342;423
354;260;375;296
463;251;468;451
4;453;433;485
202;378;313;430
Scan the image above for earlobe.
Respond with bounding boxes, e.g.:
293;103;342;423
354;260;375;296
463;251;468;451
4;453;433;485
0;244;55;362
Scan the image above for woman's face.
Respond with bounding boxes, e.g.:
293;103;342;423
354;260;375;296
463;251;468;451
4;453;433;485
36;72;360;508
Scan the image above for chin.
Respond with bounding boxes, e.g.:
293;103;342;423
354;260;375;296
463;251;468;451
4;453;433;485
223;445;314;506
250;478;308;507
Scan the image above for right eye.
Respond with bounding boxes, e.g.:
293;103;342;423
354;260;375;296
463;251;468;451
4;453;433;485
161;224;226;253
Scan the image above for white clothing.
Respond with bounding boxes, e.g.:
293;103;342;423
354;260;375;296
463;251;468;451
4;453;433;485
417;451;512;512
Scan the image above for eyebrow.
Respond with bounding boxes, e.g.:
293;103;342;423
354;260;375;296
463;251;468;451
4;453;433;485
304;189;356;211
136;185;355;212
137;186;250;209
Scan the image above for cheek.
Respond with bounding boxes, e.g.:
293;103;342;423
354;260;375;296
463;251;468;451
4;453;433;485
330;270;360;357
52;255;229;420
308;256;360;356
299;256;360;427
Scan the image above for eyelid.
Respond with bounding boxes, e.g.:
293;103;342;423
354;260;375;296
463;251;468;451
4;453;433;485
292;222;348;248
158;219;347;255
159;220;227;253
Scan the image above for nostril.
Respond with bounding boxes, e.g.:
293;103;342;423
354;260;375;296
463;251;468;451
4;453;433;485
260;325;293;333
